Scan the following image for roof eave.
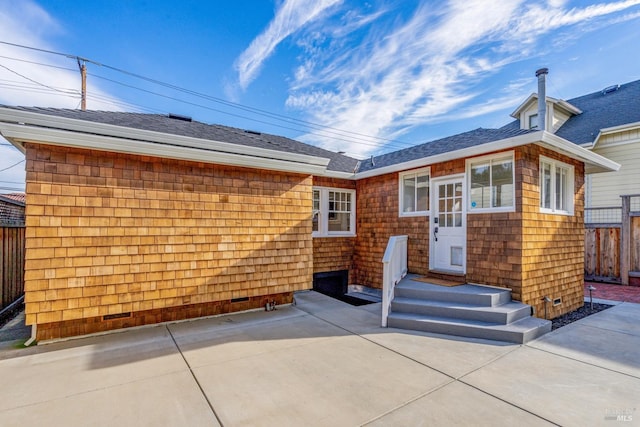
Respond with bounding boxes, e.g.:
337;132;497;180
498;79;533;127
355;132;541;179
538;131;620;174
510;93;537;118
354;130;619;179
591;120;640;149
0;195;25;207
0;123;329;176
510;94;581;118
0;107;330;170
319;170;357;180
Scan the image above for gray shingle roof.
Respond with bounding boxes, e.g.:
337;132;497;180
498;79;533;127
8;77;636;177
501;79;640;146
357;127;534;173
554;79;640;145
0;106;360;174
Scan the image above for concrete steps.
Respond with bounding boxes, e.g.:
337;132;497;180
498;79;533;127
387;275;551;344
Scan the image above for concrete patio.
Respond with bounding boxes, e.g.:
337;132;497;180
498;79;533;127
0;291;638;426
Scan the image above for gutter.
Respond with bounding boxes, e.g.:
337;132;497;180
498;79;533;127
0;107;331;176
0;122;330;176
590;120;640;150
351;131;619;180
538;131;620;173
354;132;540;179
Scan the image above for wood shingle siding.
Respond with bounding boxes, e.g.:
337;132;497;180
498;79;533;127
24;144;313;340
311;176;356;280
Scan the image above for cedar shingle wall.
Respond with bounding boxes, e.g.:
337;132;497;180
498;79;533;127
313;237;355;274
466;146;584;317
354;172;430;288
312;177;356;280
520;145;585;317
23;144;313;337
466;150;524;299
466;211;523;298
353;161;465;288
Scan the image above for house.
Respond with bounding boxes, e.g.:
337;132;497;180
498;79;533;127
0;193;25;226
0;70;620;341
505;75;640;285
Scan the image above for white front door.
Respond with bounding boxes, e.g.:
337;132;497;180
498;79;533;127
431;175;466;273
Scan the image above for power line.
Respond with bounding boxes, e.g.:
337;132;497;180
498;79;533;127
0;63;78;96
0;54;76;71
87;72;405;149
0;159;24;173
0;39;415;151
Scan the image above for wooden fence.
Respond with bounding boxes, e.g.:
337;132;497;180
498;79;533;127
0;226;25;310
585;195;640;284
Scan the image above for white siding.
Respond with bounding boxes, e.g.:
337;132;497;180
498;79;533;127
590;137;640;207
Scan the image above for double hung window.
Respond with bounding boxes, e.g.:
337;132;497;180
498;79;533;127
313;187;355;236
540;156;573;214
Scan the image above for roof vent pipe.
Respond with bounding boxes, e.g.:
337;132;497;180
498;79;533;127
535;68;548;131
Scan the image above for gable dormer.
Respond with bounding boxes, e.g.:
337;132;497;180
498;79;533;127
511;94;582;133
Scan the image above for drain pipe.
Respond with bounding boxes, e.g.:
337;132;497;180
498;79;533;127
24;324;37;347
541;296;551;320
536;67;548;131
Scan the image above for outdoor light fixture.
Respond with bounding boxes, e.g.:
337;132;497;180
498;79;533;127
588;285;596;310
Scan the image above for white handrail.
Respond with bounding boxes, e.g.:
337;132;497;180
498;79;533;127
381;235;408;327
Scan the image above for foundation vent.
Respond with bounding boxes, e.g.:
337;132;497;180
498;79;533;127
103;312;132;321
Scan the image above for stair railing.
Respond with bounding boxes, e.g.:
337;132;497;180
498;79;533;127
381;235;408;327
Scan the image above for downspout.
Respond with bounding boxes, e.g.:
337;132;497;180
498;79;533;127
24;324;37;347
536;68;548;131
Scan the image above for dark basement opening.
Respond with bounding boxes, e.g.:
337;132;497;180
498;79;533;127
312;270;377;306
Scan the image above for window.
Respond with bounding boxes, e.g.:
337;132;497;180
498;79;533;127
312;187;355;236
399;168;430;216
540;156;574;214
312;189;320;232
467;152;515;212
528;114;539;130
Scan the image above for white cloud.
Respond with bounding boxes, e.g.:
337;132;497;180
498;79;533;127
0;0;127;191
234;0;342;91
277;0;640;158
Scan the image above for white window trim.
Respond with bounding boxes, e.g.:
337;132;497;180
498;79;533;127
399;167;431;217
312;186;356;237
466;151;516;214
539;155;574;216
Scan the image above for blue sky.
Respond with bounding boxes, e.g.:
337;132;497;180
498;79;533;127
1;0;640;191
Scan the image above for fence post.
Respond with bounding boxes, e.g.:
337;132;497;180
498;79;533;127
621;195;630;285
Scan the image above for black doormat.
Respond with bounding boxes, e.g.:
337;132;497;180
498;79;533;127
315;290;377;306
337;294;377;306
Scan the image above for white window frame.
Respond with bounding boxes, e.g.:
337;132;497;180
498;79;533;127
466;151;516;214
312;186;356;237
539;155;574;215
399;167;430;217
528;113;539;130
